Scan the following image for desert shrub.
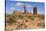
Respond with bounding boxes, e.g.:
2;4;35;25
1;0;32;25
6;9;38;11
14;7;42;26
37;22;45;28
25;20;28;22
17;15;24;19
7;18;16;24
19;15;23;18
27;16;35;20
37;15;44;19
6;15;17;25
6;14;11;17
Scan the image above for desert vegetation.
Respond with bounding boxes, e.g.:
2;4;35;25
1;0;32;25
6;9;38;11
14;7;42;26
6;11;45;31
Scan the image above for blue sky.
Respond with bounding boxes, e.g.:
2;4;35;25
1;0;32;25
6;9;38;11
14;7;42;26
6;0;45;15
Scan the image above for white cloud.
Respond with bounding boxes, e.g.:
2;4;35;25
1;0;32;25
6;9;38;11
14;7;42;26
25;4;32;7
11;7;15;10
16;2;32;8
16;2;24;6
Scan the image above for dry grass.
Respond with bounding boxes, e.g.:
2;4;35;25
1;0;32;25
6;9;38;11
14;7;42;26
6;11;45;31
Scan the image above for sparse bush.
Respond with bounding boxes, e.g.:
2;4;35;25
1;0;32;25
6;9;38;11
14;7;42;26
37;15;44;19
27;16;35;20
6;15;17;25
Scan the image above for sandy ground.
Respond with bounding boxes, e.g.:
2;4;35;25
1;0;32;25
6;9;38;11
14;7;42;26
6;17;44;31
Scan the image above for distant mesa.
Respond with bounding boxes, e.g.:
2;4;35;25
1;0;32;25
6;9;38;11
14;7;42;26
14;11;33;16
12;7;38;16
